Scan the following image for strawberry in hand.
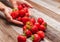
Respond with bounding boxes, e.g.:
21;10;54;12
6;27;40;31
22;16;30;24
11;10;19;19
16;17;22;21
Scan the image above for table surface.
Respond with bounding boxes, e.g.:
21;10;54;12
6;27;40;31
0;0;60;42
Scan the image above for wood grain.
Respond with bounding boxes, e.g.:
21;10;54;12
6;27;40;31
26;0;60;22
0;0;60;42
54;0;60;2
0;18;19;42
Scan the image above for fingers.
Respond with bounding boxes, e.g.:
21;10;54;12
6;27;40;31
5;11;24;25
11;19;24;25
4;10;23;25
16;1;33;8
23;1;33;8
5;13;24;25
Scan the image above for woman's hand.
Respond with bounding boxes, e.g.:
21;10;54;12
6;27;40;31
0;2;23;25
9;0;32;8
3;7;23;25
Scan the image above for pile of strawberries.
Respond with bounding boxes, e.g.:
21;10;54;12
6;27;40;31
11;4;47;42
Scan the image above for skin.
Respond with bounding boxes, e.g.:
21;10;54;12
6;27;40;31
0;0;32;25
9;0;32;8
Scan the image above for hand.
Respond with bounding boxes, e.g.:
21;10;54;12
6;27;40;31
3;7;23;25
9;0;33;8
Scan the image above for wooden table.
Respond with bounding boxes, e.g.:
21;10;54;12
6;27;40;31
0;0;60;42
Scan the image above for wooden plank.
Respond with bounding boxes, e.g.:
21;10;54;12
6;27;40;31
0;19;19;42
54;0;60;2
27;0;60;14
26;0;60;22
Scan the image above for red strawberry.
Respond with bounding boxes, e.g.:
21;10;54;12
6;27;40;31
21;3;32;8
22;16;30;24
38;25;46;31
26;25;31;30
31;34;41;42
42;22;47;28
37;18;44;24
23;22;33;33
25;13;30;17
23;25;32;31
21;3;26;8
17;35;26;42
19;9;26;17
37;31;45;39
30;18;36;24
18;5;23;10
16;17;21;21
11;10;19;19
23;7;28;13
23;25;27;31
24;30;32;37
31;25;38;34
34;23;40;28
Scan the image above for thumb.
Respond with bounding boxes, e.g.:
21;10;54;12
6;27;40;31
23;1;33;8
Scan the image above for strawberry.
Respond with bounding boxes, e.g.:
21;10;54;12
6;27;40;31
24;30;32;38
37;31;45;39
21;3;32;8
23;24;32;31
26;21;31;25
30;18;36;24
19;9;26;17
42;22;47;28
38;25;46;31
23;25;27;31
37;18;44;24
26;25;31;30
22;16;30;24
21;3;26;8
23;21;33;30
31;34;41;42
25;13;30;17
17;35;26;42
34;23;40;28
18;5;23;10
12;8;18;11
26;21;33;26
31;25;38;34
11;10;19;19
26;21;33;30
16;17;21;21
23;7;28;13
